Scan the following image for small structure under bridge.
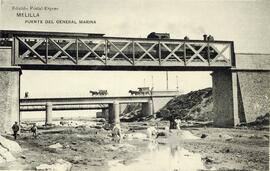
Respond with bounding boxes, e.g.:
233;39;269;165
20;93;178;125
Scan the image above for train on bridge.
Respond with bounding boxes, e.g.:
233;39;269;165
0;30;231;68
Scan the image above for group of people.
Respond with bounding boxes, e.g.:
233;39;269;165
111;115;182;143
12;121;38;140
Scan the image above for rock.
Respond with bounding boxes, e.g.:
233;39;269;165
179;131;199;140
36;159;72;171
118;144;136;150
157;132;167;137
146;127;157;138
124;133;147;140
0;146;16;162
69;156;83;164
60;121;68;126
21;155;26;159
0;135;22;153
97;118;106;123
49;143;63;149
201;134;208;138
157;138;168;145
202;156;213;164
164;126;170;132
219;134;233;141
0;156;5;163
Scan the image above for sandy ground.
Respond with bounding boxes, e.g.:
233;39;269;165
0;121;269;171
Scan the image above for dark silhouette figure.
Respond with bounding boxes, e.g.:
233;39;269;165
12;122;20;140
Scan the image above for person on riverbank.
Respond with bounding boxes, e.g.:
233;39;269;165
30;123;38;138
112;124;122;143
12;122;20;140
175;118;181;130
169;115;176;129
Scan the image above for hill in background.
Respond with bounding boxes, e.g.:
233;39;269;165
121;87;214;122
157;87;213;121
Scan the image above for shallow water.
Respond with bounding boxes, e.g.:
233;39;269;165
108;142;207;171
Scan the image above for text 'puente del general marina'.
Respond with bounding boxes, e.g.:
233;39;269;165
0;30;269;133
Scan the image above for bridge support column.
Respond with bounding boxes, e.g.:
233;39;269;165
45;102;53;125
101;108;109;120
108;101;120;125
142;100;153;116
212;70;238;127
0;47;21;134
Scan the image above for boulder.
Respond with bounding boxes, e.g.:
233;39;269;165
0;146;16;162
146;127;157;138
219;134;233;141
124;133;147;140
49;143;63;149
36;159;72;171
201;134;208;139
179;130;200;140
0;135;22;153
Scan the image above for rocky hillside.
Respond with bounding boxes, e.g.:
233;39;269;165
157;88;213;121
121;87;214;122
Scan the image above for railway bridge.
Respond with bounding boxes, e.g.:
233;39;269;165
0;30;269;133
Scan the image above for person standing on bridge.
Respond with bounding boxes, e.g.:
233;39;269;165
12;122;20;140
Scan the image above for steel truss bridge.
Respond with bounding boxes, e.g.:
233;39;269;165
0;30;235;70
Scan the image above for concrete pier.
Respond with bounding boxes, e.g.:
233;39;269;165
142;100;153;116
113;101;120;125
212;70;235;127
108;101;120;125
45;102;53;125
0;47;21;134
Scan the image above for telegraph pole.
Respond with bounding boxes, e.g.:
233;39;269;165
166;71;169;90
176;75;179;91
151;75;154;89
144;78;146;87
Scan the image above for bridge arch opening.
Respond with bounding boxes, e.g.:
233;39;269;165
19;70;213;126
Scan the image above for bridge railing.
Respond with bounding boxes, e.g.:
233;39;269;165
12;35;234;67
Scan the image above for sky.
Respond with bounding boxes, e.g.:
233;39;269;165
1;0;269;98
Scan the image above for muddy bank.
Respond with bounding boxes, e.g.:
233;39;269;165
0;121;269;171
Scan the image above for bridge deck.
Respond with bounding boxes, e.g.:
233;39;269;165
20;95;174;105
1;30;234;70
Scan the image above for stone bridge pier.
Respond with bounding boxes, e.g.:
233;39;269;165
45;102;53;125
108;101;120;125
0;47;21;134
108;100;154;125
142;100;153;117
212;54;270;127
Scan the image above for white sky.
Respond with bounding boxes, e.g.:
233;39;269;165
1;0;269;98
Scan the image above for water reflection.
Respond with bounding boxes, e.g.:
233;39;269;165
108;142;206;171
